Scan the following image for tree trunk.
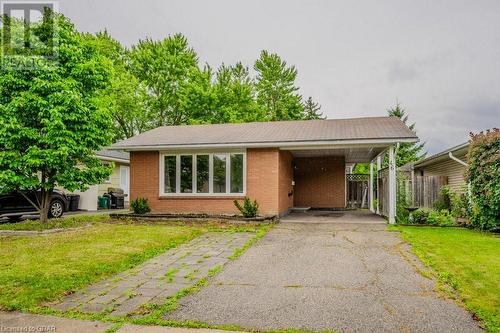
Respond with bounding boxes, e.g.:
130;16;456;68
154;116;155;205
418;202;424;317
39;189;52;224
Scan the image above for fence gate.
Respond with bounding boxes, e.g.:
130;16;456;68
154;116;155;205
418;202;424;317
346;174;369;209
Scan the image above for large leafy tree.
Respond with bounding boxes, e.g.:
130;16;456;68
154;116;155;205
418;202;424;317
0;11;113;223
129;34;200;126
254;50;305;121
88;31;148;140
387;103;426;166
210;62;263;123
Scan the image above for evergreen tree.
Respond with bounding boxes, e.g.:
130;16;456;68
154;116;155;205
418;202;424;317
303;96;324;119
387;103;426;166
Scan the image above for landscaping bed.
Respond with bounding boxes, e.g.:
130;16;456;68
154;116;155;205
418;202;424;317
393;226;500;332
110;212;277;223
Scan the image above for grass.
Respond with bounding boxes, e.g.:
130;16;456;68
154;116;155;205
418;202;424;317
392;226;500;332
0;214;111;231
0;218;269;313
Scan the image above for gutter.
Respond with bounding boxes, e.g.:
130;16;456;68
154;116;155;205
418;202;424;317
112;137;419;151
448;152;468;166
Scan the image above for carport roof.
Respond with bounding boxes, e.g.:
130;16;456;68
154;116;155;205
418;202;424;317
112;116;418;150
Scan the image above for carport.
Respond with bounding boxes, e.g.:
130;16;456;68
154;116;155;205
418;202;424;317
282;143;401;223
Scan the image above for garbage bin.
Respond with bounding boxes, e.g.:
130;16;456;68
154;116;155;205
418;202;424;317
98;196;109;209
67;194;80;211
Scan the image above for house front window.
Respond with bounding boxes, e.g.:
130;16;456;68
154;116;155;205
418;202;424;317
160;152;246;196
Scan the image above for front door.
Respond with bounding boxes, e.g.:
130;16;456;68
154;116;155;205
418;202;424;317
119;166;130;201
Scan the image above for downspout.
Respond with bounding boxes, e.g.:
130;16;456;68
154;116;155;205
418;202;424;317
448;152;468;167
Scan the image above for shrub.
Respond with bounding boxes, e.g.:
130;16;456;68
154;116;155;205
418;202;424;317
433;185;455;211
233;197;259;218
411;208;431;224
130;197;151;214
427;210;456;227
451;188;471;219
466;129;500;230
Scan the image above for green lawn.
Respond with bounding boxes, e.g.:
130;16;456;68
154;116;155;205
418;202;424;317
394;226;500;332
0;214;110;231
0;219;265;312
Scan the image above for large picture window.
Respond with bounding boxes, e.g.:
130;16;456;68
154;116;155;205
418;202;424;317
160;152;245;196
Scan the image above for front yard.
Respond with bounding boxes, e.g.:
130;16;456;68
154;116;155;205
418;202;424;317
394;226;500;332
0;216;267;314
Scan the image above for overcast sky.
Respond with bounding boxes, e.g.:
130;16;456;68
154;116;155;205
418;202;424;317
60;0;500;154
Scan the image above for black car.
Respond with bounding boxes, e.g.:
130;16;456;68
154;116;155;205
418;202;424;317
0;190;69;221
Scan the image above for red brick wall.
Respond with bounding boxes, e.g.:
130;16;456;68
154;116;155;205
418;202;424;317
293;156;345;208
246;148;280;215
130;148;281;216
278;150;294;215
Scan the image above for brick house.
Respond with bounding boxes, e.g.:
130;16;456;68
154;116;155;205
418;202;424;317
112;117;418;223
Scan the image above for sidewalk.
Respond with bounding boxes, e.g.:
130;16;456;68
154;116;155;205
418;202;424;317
0;312;242;333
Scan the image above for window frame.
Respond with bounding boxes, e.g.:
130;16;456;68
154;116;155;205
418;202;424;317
159;150;246;197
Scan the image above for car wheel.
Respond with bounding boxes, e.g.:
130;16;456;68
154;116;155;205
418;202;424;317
48;199;64;218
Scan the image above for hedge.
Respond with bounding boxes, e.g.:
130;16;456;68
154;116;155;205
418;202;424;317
466;128;500;230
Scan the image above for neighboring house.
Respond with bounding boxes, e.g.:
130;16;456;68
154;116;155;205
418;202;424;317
111;117;418;223
73;150;130;210
412;142;469;193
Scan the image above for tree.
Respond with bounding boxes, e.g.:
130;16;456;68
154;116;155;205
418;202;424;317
254;50;305;121
387;103;426;166
129;34;200;126
88;31;148;140
0;11;113;223
210;62;263;123
303;96;324;119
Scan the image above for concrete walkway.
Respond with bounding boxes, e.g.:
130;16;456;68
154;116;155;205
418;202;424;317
167;212;482;332
0;311;243;333
54;232;252;316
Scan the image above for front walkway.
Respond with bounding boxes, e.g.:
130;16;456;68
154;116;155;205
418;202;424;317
167;213;481;332
54;232;253;316
0;311;242;333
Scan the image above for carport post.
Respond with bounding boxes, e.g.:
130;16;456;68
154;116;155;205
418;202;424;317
369;160;374;213
376;155;381;215
388;145;397;224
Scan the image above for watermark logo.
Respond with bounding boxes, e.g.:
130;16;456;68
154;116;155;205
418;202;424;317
0;0;59;70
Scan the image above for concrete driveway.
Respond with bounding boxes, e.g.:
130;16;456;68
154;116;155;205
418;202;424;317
167;211;481;333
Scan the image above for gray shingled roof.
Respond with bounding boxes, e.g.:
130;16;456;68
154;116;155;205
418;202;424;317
96;149;130;161
112;117;418;150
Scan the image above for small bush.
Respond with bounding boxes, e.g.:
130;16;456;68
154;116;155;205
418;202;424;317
233;197;259;218
130;197;151;214
411;208;431;224
427;209;456;226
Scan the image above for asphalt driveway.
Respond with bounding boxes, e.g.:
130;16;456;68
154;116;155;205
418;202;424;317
166;211;482;332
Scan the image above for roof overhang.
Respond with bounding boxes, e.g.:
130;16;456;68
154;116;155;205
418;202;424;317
112;137;418;152
413;142;469;168
96;156;130;164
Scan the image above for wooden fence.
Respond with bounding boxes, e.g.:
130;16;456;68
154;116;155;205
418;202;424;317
413;175;448;208
346;174;369;209
376;168;447;216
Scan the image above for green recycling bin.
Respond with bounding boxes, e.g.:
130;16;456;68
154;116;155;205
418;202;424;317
98;196;109;209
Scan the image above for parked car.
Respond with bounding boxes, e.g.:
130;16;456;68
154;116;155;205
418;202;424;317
0;190;69;221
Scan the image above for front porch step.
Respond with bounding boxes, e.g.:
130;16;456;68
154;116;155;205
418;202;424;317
290;207;311;212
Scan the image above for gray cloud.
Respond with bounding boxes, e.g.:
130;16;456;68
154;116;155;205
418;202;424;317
59;0;500;154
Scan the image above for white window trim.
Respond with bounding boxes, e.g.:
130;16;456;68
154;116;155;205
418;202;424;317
159;151;246;197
